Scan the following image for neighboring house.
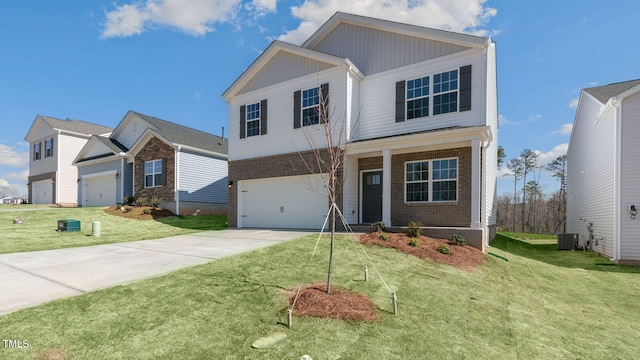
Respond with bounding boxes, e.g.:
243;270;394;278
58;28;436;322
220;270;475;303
73;111;228;215
1;197;22;205
567;79;640;265
223;13;498;250
24;115;113;205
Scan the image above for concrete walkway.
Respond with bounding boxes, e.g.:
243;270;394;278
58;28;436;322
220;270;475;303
0;229;310;315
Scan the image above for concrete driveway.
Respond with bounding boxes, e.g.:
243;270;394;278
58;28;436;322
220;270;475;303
0;229;311;315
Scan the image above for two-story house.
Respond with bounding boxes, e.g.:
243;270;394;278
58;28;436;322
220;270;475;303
24;115;113;205
73;111;228;215
223;13;498;249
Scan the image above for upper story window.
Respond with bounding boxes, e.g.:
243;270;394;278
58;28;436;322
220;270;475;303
302;87;320;126
396;65;471;123
246;102;261;137
405;158;458;203
44;138;53;158
239;99;267;139
406;76;430;120
433;70;458;115
145;159;164;187
33;143;41;161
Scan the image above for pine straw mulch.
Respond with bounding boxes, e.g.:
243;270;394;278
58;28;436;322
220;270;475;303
288;283;379;322
359;232;486;271
104;206;175;220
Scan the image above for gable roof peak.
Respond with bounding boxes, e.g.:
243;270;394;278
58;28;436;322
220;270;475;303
584;79;640;104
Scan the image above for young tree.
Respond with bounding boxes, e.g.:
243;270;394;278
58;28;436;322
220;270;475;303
546;154;568;232
497;145;506;169
519;149;539;232
506;158;523;232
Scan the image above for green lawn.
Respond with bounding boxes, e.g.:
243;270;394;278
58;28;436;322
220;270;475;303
1;233;639;359
0;207;226;254
498;231;557;244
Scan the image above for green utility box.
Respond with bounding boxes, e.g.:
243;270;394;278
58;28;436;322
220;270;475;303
58;220;81;232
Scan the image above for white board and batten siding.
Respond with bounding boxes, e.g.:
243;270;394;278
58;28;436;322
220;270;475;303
229;67;350;162
57;133;87;204
567;93;616;257
619;91;640;260
177;151;228;204
238;174;329;229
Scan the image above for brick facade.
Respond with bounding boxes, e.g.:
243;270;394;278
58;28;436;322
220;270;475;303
228;149;341;227
134;137;175;203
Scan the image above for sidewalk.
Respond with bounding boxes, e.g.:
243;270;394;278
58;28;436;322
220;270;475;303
0;229;310;315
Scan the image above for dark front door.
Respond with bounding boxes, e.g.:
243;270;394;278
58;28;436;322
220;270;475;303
362;171;383;224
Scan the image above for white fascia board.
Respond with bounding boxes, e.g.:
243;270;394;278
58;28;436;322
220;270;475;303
24;115;53;142
303;12;488;50
174;144;228;160
81;169;117;179
75;154;122;167
612;83;640;103
347;126;492;156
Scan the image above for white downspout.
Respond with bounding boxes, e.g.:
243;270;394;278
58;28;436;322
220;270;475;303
175;147;180;216
613;100;622;261
120;157;125;204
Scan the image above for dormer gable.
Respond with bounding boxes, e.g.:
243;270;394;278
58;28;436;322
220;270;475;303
223;41;363;100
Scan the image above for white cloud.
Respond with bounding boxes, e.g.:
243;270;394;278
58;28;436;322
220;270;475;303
535;143;568;168
101;0;251;38
278;0;497;45
552;123;573;136
0;144;29;167
498;113;540;127
569;97;579;109
0;179;8;187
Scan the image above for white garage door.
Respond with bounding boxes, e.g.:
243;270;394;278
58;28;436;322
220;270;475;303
84;174;117;207
238;174;329;229
32;179;53;204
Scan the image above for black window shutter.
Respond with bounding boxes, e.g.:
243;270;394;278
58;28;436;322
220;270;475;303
260;99;267;135
33;144;36;161
293;90;301;129
161;158;166;186
395;81;405;122
459;65;472;112
320;83;329;123
141;163;146;188
50;137;54;157
239;105;246;139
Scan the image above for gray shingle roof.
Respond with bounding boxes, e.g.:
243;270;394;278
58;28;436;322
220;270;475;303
131;112;228;155
39;115;113;135
584;79;640;104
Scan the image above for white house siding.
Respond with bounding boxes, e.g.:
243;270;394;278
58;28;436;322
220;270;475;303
77;160;122;206
228;67;349;161
357;48;487;141
484;43;498;228
567;94;616;257
57;133;88;204
177;151;228;204
239;51;335;95
29;133;58;177
310;22;470;76
115;116;150;149
619;91;640;261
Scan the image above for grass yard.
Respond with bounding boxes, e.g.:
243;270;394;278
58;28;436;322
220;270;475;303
1;232;639;359
498;231;557;244
0;206;226;254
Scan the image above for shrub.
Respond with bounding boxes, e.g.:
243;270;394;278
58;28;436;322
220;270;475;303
406;221;423;238
143;208;152;215
150;196;163;209
135;197;148;207
379;233;389;241
437;244;451;254
408;238;420;247
449;234;467;246
123;195;133;205
372;221;386;232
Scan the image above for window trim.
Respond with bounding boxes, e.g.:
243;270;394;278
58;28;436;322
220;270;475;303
44;138;53;158
144;159;164;188
433;69;459;115
245;102;261;137
404;157;458;203
33;143;41;161
301;86;320;126
403;68;461;120
406;76;430;120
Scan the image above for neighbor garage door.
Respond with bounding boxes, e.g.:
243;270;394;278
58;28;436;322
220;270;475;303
31;179;53;204
83;174;117;207
238;174;329;229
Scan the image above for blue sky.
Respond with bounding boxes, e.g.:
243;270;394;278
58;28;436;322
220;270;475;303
1;0;638;198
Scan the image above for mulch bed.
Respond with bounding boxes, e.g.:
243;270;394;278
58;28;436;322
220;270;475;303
359;232;486;271
288;283;379;322
104;206;175;220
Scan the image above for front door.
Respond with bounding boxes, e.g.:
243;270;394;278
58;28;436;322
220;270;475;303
362;171;383;224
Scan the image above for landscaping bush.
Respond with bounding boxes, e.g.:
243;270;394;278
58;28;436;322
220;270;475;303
408;238;420;247
437;244;451;254
150;196;163;210
123;195;134;206
143;208;152;215
135;197;148;207
372;221;386;232
379;233;389;241
449;234;467;246
406;221;423;238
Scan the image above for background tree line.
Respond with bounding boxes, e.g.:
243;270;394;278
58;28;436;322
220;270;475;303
497;146;567;234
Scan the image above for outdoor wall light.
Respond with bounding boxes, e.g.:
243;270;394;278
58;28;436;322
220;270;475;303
630;205;637;219
77;178;80;183
115;171;120;179
228;181;233;189
51;178;55;183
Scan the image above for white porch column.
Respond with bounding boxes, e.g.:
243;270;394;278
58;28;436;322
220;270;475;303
471;139;482;229
382;149;392;227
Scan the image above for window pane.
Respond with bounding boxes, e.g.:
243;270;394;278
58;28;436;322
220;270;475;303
155;173;164;186
246;119;260;137
433;70;458;95
302;108;319;126
145;175;153;187
433;92;458;115
406;76;429;100
433;181;456;201
407;98;429;119
145;162;153;175
246;103;260;120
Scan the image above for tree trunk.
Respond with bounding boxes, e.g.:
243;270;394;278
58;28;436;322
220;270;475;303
326;202;336;295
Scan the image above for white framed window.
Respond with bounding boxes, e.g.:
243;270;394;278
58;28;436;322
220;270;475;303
405;158;458;203
44;138;53;158
145;159;164;187
406;76;429;120
246;102;260;137
301;87;319;126
33;143;41;161
433;70;458;115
